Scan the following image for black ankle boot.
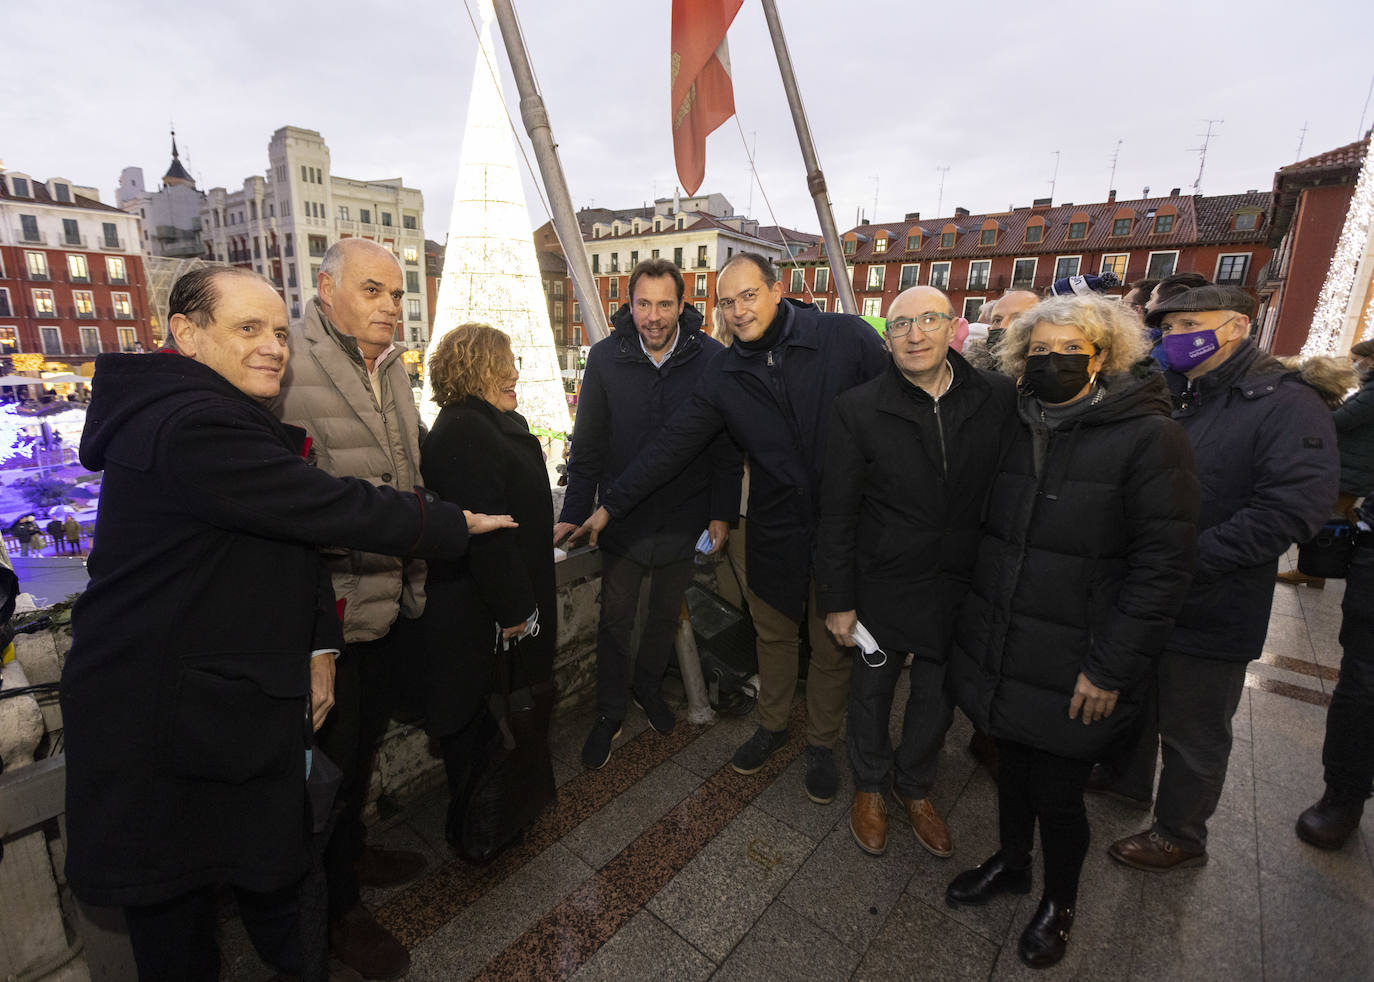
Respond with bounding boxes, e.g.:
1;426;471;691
945;852;1033;908
1018;896;1074;969
1296;789;1366;850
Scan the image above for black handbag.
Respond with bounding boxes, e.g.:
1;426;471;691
1297;519;1357;579
449;636;557;865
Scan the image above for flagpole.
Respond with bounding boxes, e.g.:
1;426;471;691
490;0;610;344
758;0;859;316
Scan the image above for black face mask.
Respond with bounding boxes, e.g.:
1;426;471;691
986;327;1006;351
1023;352;1093;404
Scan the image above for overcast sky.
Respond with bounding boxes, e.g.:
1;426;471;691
7;0;1373;240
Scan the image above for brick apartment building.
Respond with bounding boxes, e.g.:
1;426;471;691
781;189;1273;322
0;169;153;367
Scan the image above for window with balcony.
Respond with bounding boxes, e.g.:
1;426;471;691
866;265;885;290
1215;253;1250;285
106;256;127;284
790;269;804;292
74;290;95;318
0;327;17;354
553;301;564;324
406;271;420;293
1025;224;1043;244
41;327;62;354
814;267;829;292
553;280;564;298
403;215;417;230
572;301;581;322
403;245;419;265
381;212;393;227
20;214;41;243
81;326;101;354
102;223;120;248
899;264;920;289
930;262;951;290
1100;254;1128;280
27;252;49;279
673;247;683;268
608;278;619;299
118;328;137;351
338;206;350;221
1112;218;1132;236
592;254;600;274
697;245;708;268
1153;214;1174;234
862;297;883;317
610;253;620;273
407;299;421;321
359;208;371;224
112;292;133;319
1054;256;1081;280
308;235;328;258
67;254;89;282
968;260;991;290
32;288;56;317
1068;221;1087;240
696;273;708;296
1012;258;1037;289
63;218;82;245
0;288;10;317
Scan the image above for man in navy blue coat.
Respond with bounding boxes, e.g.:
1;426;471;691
555;259;742;769
574;252;887;804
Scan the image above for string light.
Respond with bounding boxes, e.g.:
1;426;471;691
421;0;571;467
1302;136;1374;355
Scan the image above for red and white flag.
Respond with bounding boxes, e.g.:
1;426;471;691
671;0;743;196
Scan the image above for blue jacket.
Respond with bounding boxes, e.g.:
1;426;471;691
601;298;888;620
1165;341;1338;660
559;303;742;564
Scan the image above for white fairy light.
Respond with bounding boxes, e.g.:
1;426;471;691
421;0;571;466
1302;137;1374;355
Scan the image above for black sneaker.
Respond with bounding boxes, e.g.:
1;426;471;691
731;726;788;775
803;745;838;804
633;688;676;734
581;715;622;769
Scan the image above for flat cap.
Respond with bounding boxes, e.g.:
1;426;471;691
1146;284;1257;328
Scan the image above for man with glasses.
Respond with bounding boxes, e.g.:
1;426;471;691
1096;284;1337;872
573;252;887;805
817;286;1015;857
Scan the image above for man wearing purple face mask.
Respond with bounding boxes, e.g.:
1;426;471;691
1095;284;1338;873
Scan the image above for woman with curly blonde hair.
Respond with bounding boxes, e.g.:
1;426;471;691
946;294;1200;968
419;323;558;859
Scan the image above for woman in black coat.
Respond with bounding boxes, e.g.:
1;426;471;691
420;323;558;852
946;295;1200;969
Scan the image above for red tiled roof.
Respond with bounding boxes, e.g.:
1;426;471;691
0;176;124;214
788;191;1270;265
1278;134;1371;176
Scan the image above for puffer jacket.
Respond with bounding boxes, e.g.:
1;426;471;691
273;300;425;642
1335;371;1374;495
949;368;1200;761
1164;341;1338;660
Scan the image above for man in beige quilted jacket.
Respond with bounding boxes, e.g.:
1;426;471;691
273;237;425;981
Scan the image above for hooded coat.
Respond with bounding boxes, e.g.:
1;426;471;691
949;369;1200;761
61;352;469;907
601;298;888;620
1163;341;1338;660
559;303;742;564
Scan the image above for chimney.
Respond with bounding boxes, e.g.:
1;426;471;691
1108;189;1117;202
955;206;970;217
1169;187;1181;196
904;211;920;221
1032;197;1052;210
1143;185;1151;197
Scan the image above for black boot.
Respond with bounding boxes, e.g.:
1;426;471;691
1296;789;1366;850
1018;896;1074;969
946;851;1033;908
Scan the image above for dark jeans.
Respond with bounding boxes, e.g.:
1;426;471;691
595;552;695;720
996;740;1094;906
1324;541;1374;798
1106;649;1247;851
124;881;301;982
318;618;419;919
848;652;952;798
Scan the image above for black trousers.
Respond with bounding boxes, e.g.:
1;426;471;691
124;881;301;982
996;740;1094;906
848;652;952;798
595;551;695;721
317;618;420;919
1324;542;1374;798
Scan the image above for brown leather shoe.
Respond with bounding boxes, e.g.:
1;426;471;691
1277;569;1325;588
849;791;887;856
1108;830;1207;871
894;792;953;857
354;845;427;889
330;904;411;981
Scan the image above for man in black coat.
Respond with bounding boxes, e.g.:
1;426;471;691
574;252;888;805
555;259;742;769
60;266;507;981
816;286;1016;859
1100;284;1338;871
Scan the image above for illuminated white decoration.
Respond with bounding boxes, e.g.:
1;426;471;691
0;405;86;464
421;0;571;461
1302;137;1374;355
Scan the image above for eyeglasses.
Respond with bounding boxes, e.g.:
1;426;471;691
886;312;953;337
715;287;762;312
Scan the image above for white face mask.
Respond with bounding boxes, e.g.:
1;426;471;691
851;620;887;668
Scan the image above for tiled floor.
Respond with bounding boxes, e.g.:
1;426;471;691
224;563;1372;981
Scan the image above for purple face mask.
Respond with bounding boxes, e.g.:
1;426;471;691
1161;329;1221;372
